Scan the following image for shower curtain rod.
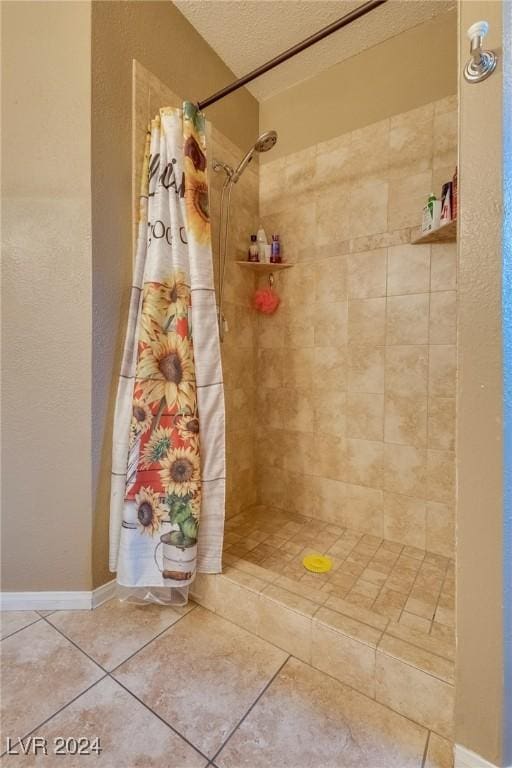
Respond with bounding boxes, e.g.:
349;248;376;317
197;0;388;111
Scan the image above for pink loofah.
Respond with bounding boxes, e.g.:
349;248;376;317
253;287;280;314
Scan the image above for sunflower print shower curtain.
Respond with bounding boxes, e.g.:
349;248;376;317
109;103;225;603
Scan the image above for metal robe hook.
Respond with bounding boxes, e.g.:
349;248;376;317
268;273;275;289
464;21;498;83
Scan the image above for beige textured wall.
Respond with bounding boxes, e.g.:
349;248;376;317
91;2;259;586
257;96;457;563
1;1;93;590
456;1;505;764
260;10;457;162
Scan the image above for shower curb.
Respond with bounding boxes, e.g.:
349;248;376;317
191;569;455;741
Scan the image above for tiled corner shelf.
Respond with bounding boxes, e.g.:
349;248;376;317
411;219;457;245
236;261;294;273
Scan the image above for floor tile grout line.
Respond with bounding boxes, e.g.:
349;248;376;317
42;601;197;677
0;674;109;758
421;729;432;768
41;616;112;675
109;603;198;674
109;673;211;764
209;654;291;764
5;611;208;763
0;616;43;642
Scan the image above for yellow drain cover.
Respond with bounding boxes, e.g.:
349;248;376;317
302;553;332;573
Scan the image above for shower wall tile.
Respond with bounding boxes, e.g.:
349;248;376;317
314;346;347;390
426;450;456;505
313;389;346;437
315;132;351;187
388;104;434;179
386;294;430;345
314;301;348;347
256;96;457;558
388;171;433;230
341;484;384;536
348;179;389;238
387;244;431;295
348;345;385;394
383;492;427;549
316;187;351;246
284;304;316;349
346;392;384;441
313;433;347;483
433;110;458;170
428;345;457;397
426;502;455;559
384;443;427;498
429;291;457;344
315;255;347;303
430;244;457;291
385;345;429;396
346;248;387;299
347;118;390;182
428;397;456;451
384;393;428;448
346;438;384;489
348;298;386;345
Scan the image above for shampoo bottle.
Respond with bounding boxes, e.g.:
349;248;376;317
248;234;259;262
270;234;281;263
256;225;268;262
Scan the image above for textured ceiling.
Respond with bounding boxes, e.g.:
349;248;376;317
174;0;455;101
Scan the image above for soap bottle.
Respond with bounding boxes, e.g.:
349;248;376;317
248;234;259;262
270;234;281;264
256;225;268;262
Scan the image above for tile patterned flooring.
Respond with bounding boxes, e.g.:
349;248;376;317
223;506;455;647
0;600;453;767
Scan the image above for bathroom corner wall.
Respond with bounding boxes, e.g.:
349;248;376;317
132;61;260;523
1;1;93;590
256;97;457;558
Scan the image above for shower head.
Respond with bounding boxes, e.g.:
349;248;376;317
254;130;278;153
231;130;278;183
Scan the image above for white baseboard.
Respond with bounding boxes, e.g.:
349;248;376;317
91;579;117;609
0;580;117;611
455;744;505;768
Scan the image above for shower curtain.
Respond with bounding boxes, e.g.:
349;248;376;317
109;103;225;605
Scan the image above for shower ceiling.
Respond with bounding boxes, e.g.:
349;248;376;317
174;0;455;101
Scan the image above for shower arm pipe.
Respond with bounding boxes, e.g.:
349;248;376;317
197;0;387;111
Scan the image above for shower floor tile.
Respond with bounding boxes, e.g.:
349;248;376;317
223;505;455;657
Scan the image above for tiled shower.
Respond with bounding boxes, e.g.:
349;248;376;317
201;94;458;740
134;64;457;738
254;97;457;559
